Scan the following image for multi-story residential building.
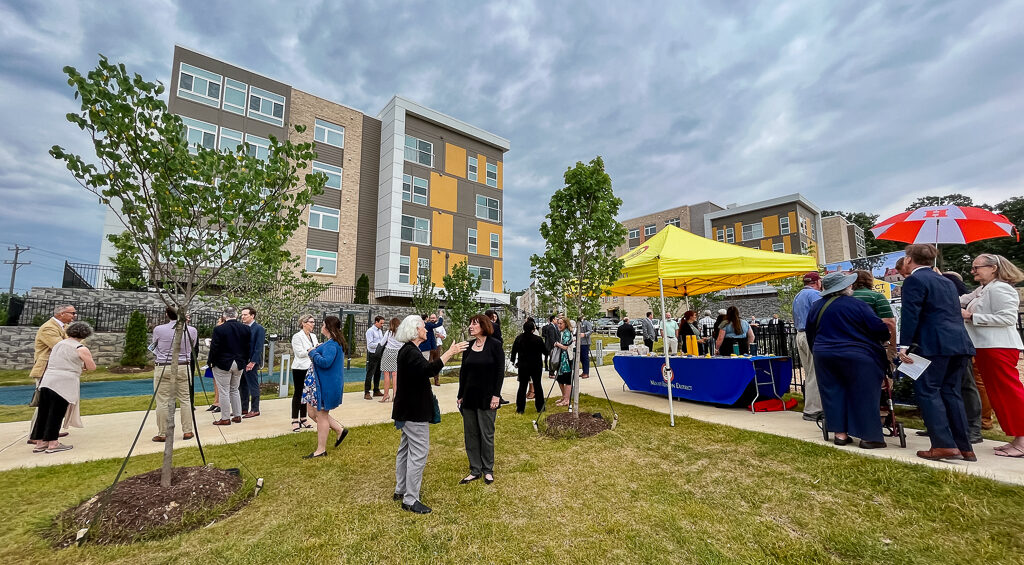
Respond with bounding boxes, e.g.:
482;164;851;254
616;201;724;256
821;215;867;264
703;193;824;264
98;45;510;304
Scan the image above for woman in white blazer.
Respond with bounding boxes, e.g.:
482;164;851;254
961;254;1024;457
290;314;319;432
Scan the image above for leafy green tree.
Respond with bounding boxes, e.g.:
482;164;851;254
644;296;685;318
441;260;481;344
105;232;147;290
904;193;979;210
775;275;807;320
530;156;627;414
121;311;149;367
222;249;329;338
987;197;1024;271
689;291;722;316
412;278;439;317
354;273;370;304
50;56;325;487
820;210;901;256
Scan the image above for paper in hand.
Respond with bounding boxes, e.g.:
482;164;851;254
896;353;931;380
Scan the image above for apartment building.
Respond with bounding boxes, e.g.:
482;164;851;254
703;193;824;264
616;201;724;255
821;215;867;264
99;45;510;304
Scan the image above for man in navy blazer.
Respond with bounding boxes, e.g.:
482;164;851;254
897;244;976;461
238;306;266;418
207;306;251;424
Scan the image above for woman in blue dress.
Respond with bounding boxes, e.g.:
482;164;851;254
806;272;891;448
302;315;350;458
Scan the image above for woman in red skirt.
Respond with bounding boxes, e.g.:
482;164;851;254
961;253;1024;458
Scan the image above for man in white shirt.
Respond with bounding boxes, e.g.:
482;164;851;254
364;316;385;400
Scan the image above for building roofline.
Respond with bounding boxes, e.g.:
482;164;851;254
378;95;511;152
704;192;820;220
619;200;725;224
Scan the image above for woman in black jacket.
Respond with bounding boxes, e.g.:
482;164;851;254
457;314;506;485
511;320;546;414
678;310;710;355
391;315;467;514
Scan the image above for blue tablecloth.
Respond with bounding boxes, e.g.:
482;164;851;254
613;355;792;406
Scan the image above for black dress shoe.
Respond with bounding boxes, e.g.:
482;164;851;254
334;427;349;447
498;398;510;406
458;475;479;485
393;493;403;501
970;437;984;445
915;430;929;437
302;451;327;459
484;475;494;484
402;500;432;514
859;440;887;449
833;436;853;446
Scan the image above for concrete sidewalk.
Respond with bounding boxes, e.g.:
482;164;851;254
1;366;1022;486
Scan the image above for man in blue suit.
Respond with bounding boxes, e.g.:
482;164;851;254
897;244;976;461
238;306;266;418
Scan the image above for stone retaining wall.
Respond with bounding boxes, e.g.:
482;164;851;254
0;327;129;370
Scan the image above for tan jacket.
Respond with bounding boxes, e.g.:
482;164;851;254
31;318;67;378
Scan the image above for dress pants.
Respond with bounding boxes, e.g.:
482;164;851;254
395;421;430;506
212;362;243;419
796;331;822;414
974;348;1024;436
580;344;591;375
364;350;382;394
461;407;496;475
516;368;545;413
620;340;630;351
291;368;308;419
154;363;194;436
914;355;972;451
971;358;994;428
815;351;884;442
643;338;654;351
960;359;983;442
239;367;260;413
665;337;678;355
30;387;69;442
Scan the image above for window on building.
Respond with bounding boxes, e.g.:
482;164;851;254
772;242;785;253
467;228;477;254
644;224;656;237
779;217;791;235
468;265;493;292
485;162;498;187
313;161;342;190
716;228;724;242
401;215;430;245
665;217;680;228
799;216;808;235
628;228;640;240
402;174;428;205
742;222;764;240
404;135;433;167
309;205;340;232
314;119;345;148
305;249;337;275
247;86;285;126
222;78;247;115
490;233;499;257
467;156;478;181
725;227;735;243
218;127;243;153
244;133;270;161
417;257;430;282
399;256;410;284
476;195;500;222
801;241;809;254
177;63;221;107
180;117;217;153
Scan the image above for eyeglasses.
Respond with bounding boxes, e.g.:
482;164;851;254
970;265;993;272
63;311;77;316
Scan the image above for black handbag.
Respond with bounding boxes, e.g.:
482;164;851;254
430;394;441;424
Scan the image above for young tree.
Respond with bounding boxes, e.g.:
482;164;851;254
441;260;481;344
121;310;149;367
529;156;627;415
354;273;370;304
50;56;326;486
644;296;685;319
411;278;439;317
222;250;329;338
105;232;147;290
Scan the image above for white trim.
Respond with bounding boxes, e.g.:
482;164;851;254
485;162;498;187
313;161;342;190
222;78;247;115
401;214;430;245
475;194;500;222
402;173;428;205
244;133;270;161
305;249;337;275
489;232;499;258
377;95;510;152
314;118;345;148
309;205;340;232
467;155;478;182
247;85;286;126
177;62;221;107
467;227;478;254
181;116;217;152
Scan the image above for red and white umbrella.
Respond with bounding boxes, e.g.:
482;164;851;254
870;205;1019;245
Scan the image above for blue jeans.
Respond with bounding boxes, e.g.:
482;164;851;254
914;355;971;451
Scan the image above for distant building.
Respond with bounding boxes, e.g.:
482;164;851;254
703;193;824;264
821;215;866;264
616;201;724;256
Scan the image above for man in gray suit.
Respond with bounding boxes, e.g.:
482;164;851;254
640;312;657;351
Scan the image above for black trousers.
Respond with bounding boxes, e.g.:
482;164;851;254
620;340;630;350
291;368;308;419
516;368;545;413
31;388;69;442
364;350;382;393
643;338;654;350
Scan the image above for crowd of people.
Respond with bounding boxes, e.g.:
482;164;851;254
614;307;784;357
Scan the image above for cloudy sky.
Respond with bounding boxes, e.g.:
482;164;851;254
2;0;1023;293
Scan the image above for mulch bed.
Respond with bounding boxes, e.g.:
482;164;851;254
51;466;247;547
542;412;611;438
107;365;155;374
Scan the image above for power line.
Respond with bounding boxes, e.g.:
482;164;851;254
5;245;31;296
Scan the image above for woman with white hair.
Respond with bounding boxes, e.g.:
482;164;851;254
391;315;467;514
806;272;891;449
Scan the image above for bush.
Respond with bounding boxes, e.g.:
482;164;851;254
354;274;370;304
32;314;46;327
344;314;356;355
121;310;149;367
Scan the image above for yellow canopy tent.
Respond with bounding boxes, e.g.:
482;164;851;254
605;225;818;426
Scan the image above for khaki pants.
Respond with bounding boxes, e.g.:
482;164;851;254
154;363;194;436
796;331;822;414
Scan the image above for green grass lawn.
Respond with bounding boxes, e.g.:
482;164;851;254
0;366;158;387
1;396;1022;564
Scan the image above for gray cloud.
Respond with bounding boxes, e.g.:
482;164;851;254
2;0;1023;293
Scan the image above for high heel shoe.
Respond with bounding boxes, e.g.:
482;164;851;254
302;451;327;459
334;427;349;447
378;394;390;403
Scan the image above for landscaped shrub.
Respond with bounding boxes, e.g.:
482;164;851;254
354;274;370;304
344;314;355;355
121;310;149;367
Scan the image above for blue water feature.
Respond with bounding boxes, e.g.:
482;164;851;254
0;367;368;406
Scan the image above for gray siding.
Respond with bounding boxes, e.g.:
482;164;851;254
355;115;381;287
312;188;342;209
313;141;344;168
306;228;339;252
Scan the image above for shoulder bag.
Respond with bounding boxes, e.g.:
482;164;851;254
430;394;441;424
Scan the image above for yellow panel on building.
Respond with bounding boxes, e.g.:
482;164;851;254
496;161;503;189
476;221;503;258
409;247;419;285
734;222;743;242
788;211;797;232
760;239;772;251
763;215;779;237
431;251;468;286
444;143;467;178
477;154;487;183
430;172;458;212
432;211;453;250
783;236;792;254
493;260;502;293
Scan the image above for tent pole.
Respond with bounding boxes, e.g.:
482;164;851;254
659;277;675;427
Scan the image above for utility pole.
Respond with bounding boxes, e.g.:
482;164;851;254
5;245;30;296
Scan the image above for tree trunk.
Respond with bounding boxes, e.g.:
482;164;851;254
160;319;183;487
571;320;582;418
